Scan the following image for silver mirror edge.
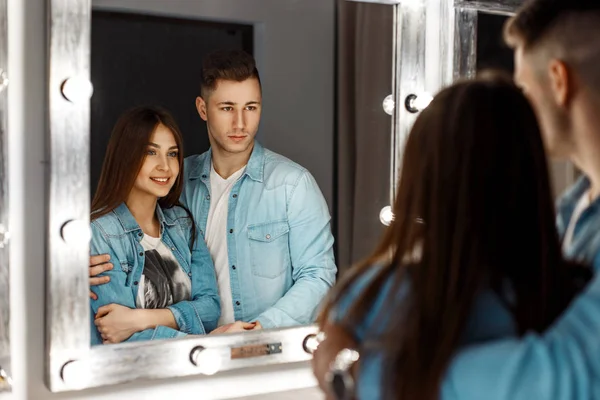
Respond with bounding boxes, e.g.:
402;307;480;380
391;2;427;195
45;0;322;392
454;1;519;17
345;0;401;4
0;0;11;392
53;325;319;392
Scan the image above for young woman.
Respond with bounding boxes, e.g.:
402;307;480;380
312;75;591;399
89;106;220;345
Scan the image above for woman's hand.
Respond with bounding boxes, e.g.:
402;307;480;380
94;303;144;344
312;322;359;400
89;254;113;300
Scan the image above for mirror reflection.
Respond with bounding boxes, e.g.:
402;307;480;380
87;3;393;344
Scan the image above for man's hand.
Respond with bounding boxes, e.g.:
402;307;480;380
210;321;257;335
94;303;143;344
90;254;113;300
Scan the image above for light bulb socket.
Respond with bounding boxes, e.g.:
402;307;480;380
405;94;419;114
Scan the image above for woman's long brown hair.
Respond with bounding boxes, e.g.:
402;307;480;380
321;74;590;399
91;106;196;245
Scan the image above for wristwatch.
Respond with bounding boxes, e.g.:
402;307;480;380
325;348;360;400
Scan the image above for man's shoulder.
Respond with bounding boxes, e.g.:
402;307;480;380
184;151;210;179
262;148;309;184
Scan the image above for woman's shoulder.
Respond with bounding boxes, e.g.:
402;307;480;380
91;210;126;238
161;204;192;223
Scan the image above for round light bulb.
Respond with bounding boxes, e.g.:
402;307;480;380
61;76;94;103
61;219;91;246
191;347;222;376
60;359;91;387
379;206;394;226
382;95;395;116
413;92;433;111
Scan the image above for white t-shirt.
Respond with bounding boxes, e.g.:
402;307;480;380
206;163;246;326
562;191;591;252
136;234;191;309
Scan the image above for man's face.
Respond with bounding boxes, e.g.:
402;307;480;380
514;46;571;159
196;78;262;156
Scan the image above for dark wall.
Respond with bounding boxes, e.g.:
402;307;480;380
476;13;514;73
90;11;253;196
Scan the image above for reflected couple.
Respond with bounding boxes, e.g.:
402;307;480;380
88;50;337;344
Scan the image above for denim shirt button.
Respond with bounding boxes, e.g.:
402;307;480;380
266;234;271;240
229;229;234;234
206;195;210;200
134;281;139;285
232;265;236;270
138;252;143;257
188;272;192;277
138;232;142;237
171;246;176;251
236;301;241;306
232;194;238;198
202;174;207;179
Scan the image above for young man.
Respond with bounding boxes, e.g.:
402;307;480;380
315;1;600;399
181;50;337;333
89;50;337;335
429;1;600;397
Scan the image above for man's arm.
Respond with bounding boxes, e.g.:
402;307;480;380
255;171;337;329
442;256;600;400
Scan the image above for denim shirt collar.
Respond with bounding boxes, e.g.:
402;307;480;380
113;202;176;233
557;176;599;229
189;141;265;183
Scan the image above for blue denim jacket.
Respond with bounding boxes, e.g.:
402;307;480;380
89;203;220;345
556;176;600;271
181;142;337;329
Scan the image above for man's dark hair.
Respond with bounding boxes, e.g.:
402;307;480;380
504;0;600;91
504;0;600;49
200;50;261;97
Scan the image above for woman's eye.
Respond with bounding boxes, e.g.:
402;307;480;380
168;151;179;158
147;149;156;156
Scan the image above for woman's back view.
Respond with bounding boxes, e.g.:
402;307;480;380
316;75;590;400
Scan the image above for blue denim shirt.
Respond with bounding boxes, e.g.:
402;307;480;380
181;142;337;329
89;203;220;345
556;176;600;271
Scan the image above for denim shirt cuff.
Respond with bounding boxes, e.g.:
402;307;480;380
168;303;207;335
151;325;187;340
255;314;276;330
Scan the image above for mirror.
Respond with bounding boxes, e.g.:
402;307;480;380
46;0;396;392
453;5;579;196
0;0;10;392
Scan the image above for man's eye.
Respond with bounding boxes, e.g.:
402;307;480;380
246;106;256;111
222;107;233;111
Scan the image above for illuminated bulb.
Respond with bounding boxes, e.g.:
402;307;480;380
382;95;395;116
61;219;91;246
191;347;222;376
60;359;91;387
61;76;94;103
0;69;8;93
413;93;433;110
379;206;394;226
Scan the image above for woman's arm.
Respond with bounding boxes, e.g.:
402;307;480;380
166;223;221;335
312;321;359;400
90;223;186;344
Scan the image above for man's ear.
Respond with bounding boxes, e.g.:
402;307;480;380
196;96;208;121
548;59;571;107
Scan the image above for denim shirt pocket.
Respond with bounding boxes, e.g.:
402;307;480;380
247;220;291;279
